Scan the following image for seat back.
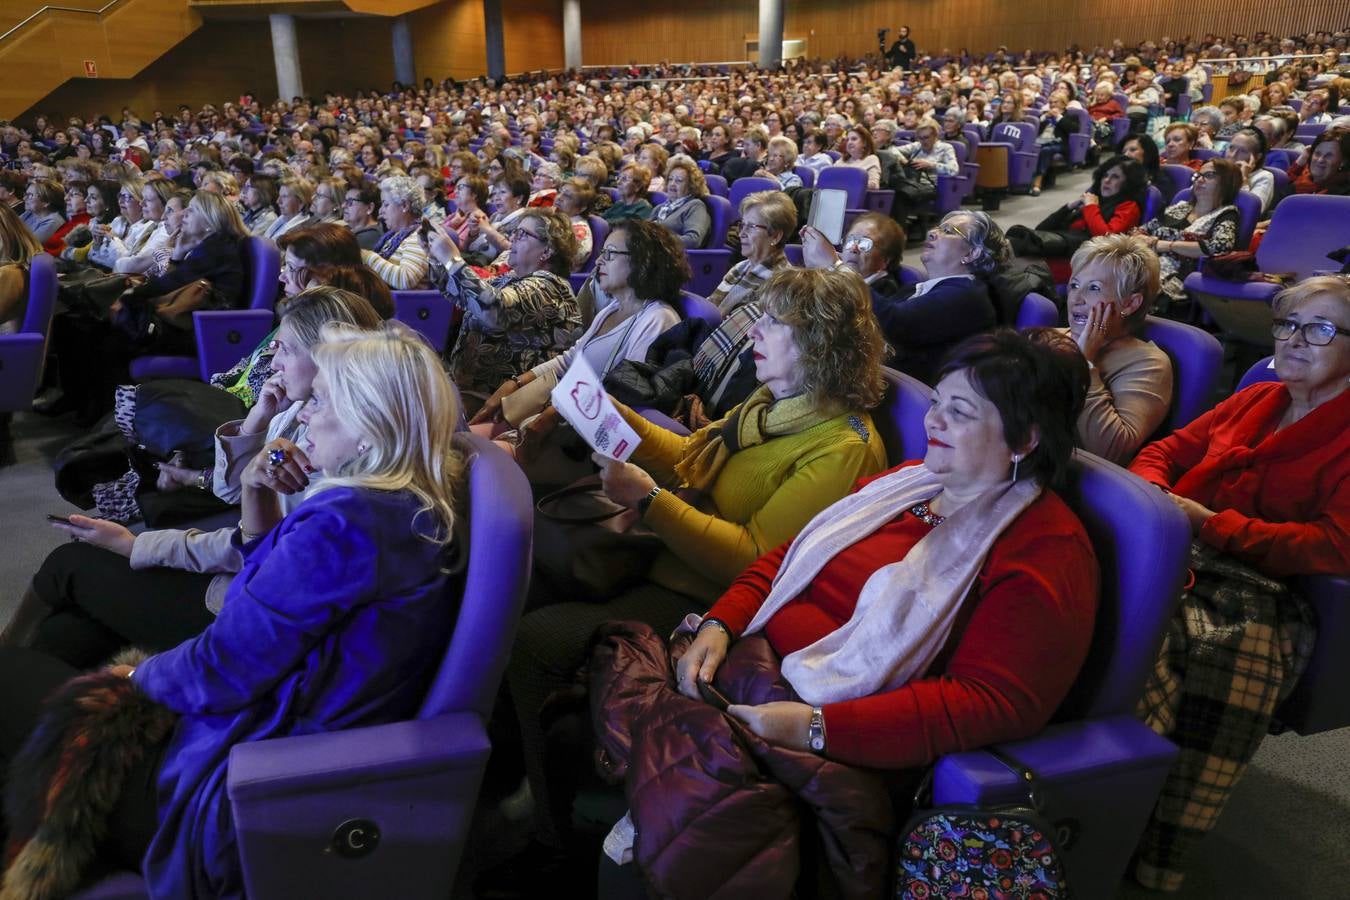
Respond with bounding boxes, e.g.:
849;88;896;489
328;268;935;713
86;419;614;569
1157;164;1195;203
1254;194;1350;279
793;166;816;188
1172;187;1263;250
417;433;534;722
816;166;868;208
727;176;782;215
0;253;59;412
1053;450;1191;721
962;125;984;148
677;291;722;328
582;215;610;271
703;194;733;248
647;190;668;207
242;236;282;310
874;366;931;466
568;271;590;295
1140;315;1223;433
20;252;58;337
1264;148;1294;170
683;248;733;297
1015;292;1059;329
1142;185;1163;223
703;174;729;198
392;291;455;353
989;121;1034;152
783;244;804;266
1236;354;1277;391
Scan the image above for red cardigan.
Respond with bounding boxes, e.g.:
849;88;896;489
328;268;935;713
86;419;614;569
706;466;1099;769
1071;199;1141;236
1130;382;1350;577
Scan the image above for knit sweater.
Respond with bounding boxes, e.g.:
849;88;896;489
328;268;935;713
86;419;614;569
618;402;888;602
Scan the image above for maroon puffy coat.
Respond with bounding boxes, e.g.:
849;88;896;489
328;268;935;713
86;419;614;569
589;621;894;899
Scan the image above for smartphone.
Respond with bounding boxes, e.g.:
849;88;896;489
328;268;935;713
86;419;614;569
697;679;731;712
418;218;435;240
46;514;74;525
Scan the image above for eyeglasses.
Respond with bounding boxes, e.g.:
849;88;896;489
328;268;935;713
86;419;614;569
742;221;771;234
928;221;971;242
1192;170;1219;182
511;227;546;243
1271;317;1349;346
597;247;631;262
843;235;875;252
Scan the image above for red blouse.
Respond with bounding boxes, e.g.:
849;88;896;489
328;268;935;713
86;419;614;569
706;466;1099;769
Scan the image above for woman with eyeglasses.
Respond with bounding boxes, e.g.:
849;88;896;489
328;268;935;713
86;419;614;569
1127;275;1350;892
341;183;383;250
1139;158;1243;313
873;211;1009;384
469;218;686;460
425;206;581;402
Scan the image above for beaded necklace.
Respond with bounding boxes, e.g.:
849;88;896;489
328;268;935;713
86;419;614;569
908;501;946;527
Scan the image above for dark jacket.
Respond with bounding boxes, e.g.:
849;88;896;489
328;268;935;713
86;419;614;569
873;276;998;384
589;621;893;900
126;231;246;308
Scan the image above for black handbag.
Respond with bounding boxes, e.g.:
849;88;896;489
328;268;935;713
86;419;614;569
895;747;1076;899
532;475;663;601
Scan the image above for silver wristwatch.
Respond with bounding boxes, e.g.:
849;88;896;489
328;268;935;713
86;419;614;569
808;706;827;754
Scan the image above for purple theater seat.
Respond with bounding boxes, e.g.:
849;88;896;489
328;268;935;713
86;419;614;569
703;173;729;198
1015;291;1060;329
696;159;712;172
646;190;668;207
578;215;610;272
703;194;733;249
1142;184;1164;223
899;263;924;284
815;166;868;208
683;248;733;297
874;365;931;464
930;450;1189;900
391;290;455;353
676;291;722;328
1235;354;1276;391
0;252;58;412
1156;164;1195;204
792;166;815;189
1185;194;1350;346
129;236;282;383
1065;107;1092;166
1140;315;1224;433
954;140;980;201
783;243;804;266
636;407;691;436
985;121;1038;191
1110;115;1131;146
1171;186;1262;250
727;176;781;215
74;433;533;900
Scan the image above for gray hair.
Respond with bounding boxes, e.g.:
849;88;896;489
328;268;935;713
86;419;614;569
1191;106;1224;130
378;174;426;212
943;108;967;126
872;118;898;135
947;210;1010;276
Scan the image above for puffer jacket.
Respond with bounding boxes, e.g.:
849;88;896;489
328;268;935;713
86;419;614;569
589;621;893;900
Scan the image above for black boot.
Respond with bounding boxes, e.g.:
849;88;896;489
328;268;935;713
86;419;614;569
0;412;13;467
0;587;55;649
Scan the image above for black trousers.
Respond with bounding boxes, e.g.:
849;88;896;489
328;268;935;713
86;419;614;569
0;647;162;874
31;540;216;669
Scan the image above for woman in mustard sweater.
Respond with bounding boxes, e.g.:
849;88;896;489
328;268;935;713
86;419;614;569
499;267;890;877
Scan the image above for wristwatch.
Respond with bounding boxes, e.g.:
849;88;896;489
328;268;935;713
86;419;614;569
637;485;663;517
808;707;827;754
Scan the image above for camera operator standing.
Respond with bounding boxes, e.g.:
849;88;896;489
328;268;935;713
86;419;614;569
885;25;916;70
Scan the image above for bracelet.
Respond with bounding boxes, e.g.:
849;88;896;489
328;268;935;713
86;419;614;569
698;617;733;638
196;468;211;492
125;667;136;680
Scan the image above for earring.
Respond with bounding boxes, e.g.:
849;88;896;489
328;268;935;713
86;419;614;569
357;443;369;455
1011;453;1023;481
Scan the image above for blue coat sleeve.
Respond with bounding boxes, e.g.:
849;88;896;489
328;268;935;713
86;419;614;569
133;491;382;715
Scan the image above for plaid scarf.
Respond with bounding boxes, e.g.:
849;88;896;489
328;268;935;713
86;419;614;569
709;254;786;314
691;301;762;393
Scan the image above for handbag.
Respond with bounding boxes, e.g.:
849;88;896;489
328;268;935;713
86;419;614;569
532;475;663;601
895;747;1076;899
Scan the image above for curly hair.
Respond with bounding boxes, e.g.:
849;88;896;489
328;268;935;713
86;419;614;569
663;157;708;198
757;267;886;412
520;207;579;277
377;174;426;214
609;218;692;302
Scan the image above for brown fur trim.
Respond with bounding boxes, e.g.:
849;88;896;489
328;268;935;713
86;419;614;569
1;648;176;900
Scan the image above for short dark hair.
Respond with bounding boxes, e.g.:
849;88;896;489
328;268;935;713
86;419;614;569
345;182;380;208
935;328;1087;490
609;217;692;303
503;174;531;204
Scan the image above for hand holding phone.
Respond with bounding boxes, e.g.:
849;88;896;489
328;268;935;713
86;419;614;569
697;679;732;712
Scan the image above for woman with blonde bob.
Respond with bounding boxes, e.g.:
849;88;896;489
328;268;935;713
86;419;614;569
503;266;891;872
1061;233;1173;465
0;323;468;899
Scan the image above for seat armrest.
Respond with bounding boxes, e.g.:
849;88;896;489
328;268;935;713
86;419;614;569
0;333;48;410
194;309;275;382
228;713;490;900
635;407;691;436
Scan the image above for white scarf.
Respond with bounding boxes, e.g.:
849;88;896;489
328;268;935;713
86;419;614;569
743;463;1040;706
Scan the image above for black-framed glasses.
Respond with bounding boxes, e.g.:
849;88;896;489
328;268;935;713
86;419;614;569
1192;170;1218;182
1271;318;1349;346
597;247;631;262
511;227;546;244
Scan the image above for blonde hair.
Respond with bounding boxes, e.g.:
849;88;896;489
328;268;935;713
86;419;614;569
663;157;708;197
740;190;798;246
310;322;465;545
1069;234;1160;331
1273;275;1350;319
189;190;248;238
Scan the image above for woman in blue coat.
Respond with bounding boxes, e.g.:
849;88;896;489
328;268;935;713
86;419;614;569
0;322;467;898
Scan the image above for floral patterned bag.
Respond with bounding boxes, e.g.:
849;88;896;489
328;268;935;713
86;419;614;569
895;748;1075;899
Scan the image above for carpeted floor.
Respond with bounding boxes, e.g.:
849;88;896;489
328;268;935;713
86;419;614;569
2;173;1345;899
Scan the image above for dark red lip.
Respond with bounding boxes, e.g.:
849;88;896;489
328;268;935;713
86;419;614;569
752;352;765;360
927;437;951;448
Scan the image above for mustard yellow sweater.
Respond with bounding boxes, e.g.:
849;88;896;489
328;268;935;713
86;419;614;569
619;403;888;603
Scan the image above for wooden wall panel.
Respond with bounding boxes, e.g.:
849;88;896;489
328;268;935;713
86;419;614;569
576;0;1344;66
502;0;563;74
409;0;489;82
296;17;396;95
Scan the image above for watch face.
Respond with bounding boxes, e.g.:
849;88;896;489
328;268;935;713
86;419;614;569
810;735;826;752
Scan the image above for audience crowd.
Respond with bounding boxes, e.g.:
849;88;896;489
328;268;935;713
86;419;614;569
0;22;1346;900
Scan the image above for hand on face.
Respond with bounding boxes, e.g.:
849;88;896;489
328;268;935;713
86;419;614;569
242;438;313;496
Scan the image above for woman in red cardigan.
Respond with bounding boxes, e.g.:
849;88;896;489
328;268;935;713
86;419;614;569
590;330;1100;897
1128;275;1350;891
1007;155;1148;282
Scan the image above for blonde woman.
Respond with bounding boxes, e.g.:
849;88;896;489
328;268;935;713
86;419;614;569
0;322;468;899
0;202;42;326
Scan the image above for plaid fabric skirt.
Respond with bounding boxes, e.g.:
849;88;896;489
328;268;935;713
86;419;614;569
1133;541;1316;891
